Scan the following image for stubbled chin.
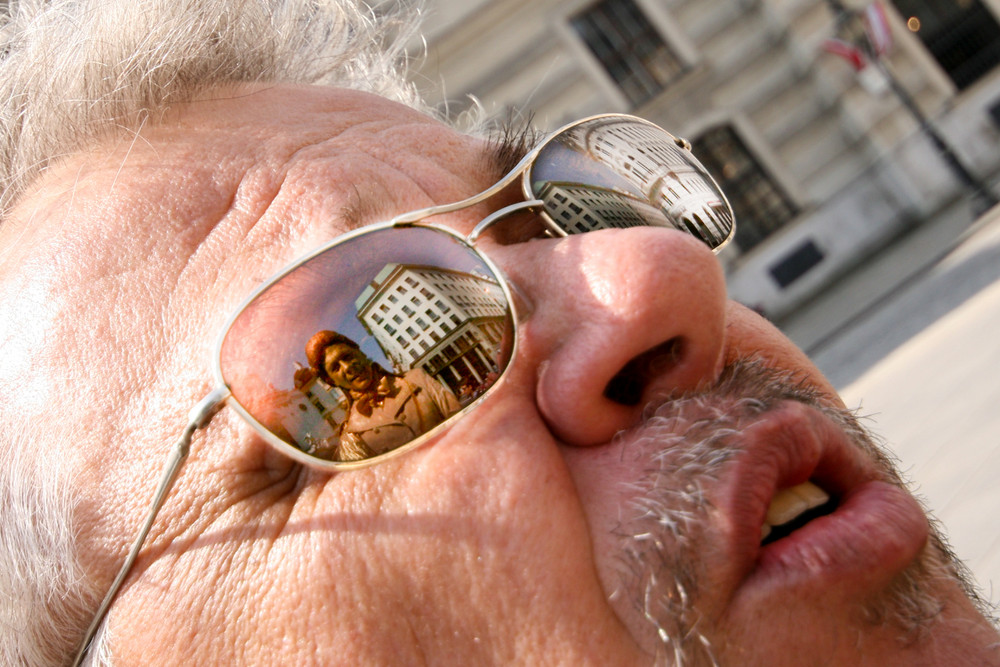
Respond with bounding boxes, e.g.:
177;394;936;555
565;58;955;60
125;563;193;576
560;396;737;661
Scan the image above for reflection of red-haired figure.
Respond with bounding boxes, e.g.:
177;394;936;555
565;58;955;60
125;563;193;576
305;330;461;461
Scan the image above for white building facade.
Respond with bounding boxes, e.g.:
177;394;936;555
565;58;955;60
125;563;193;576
406;0;1000;326
355;263;508;394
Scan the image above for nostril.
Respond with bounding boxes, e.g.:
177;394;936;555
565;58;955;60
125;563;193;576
603;338;682;405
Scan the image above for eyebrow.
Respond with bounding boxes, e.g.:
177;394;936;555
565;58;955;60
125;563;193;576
481;115;540;181
335;117;540;236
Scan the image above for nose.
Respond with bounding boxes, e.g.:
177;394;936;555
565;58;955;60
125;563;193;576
490;226;728;446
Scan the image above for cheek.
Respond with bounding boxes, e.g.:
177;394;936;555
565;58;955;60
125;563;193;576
723;302;843;406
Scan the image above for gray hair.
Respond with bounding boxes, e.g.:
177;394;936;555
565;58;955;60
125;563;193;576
0;0;426;664
0;0;429;218
0;427;99;667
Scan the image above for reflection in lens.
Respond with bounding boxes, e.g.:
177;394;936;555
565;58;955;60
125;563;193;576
220;226;513;465
528;116;734;249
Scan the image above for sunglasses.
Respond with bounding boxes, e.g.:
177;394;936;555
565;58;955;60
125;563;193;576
74;113;734;663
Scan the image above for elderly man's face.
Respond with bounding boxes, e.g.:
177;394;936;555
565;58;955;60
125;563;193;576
1;85;996;665
323;344;375;393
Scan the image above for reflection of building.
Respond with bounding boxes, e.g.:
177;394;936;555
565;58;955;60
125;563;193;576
537;181;671;234
268;368;349;451
552;119;733;245
355;263;507;394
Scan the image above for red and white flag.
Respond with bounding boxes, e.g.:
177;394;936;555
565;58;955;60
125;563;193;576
822;37;867;71
822;2;894;69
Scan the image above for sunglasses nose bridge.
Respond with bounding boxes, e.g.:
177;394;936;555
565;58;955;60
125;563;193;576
466;199;546;243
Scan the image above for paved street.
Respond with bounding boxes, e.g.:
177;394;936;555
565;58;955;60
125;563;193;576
802;204;1000;608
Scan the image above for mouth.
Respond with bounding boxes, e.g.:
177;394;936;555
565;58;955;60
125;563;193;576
561;373;935;659
725;401;929;596
346;368;369;384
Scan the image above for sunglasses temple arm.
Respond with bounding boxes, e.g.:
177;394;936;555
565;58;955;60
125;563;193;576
72;387;229;667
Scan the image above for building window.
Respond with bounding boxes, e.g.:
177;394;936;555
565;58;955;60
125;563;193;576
570;0;686;107
691;125;798;252
891;0;1000;90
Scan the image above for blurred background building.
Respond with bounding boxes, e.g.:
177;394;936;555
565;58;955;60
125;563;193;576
404;0;1000;333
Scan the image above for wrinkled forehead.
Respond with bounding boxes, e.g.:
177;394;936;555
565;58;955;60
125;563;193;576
6;86;472;235
0;85;492;306
0;85;493;437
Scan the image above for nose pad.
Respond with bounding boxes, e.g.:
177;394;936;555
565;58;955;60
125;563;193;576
492;227;728;446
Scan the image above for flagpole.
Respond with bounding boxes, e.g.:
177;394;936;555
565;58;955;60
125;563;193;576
824;0;998;210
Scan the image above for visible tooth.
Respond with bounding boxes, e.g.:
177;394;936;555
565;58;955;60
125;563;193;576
791;481;830;510
765;481;829;526
766;488;808;526
760;523;772;541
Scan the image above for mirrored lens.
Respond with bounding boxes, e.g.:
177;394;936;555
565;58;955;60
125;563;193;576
526;116;734;249
219;226;514;466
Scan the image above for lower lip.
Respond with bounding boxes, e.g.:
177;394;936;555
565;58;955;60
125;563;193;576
748;480;928;595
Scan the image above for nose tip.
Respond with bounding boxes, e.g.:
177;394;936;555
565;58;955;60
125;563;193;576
495;227;728;446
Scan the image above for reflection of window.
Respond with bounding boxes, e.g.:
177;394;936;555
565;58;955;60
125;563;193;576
571;0;686;107
691;125;798;252
891;0;1000;90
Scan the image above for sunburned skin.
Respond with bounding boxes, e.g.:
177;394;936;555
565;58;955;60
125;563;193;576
1;84;997;665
